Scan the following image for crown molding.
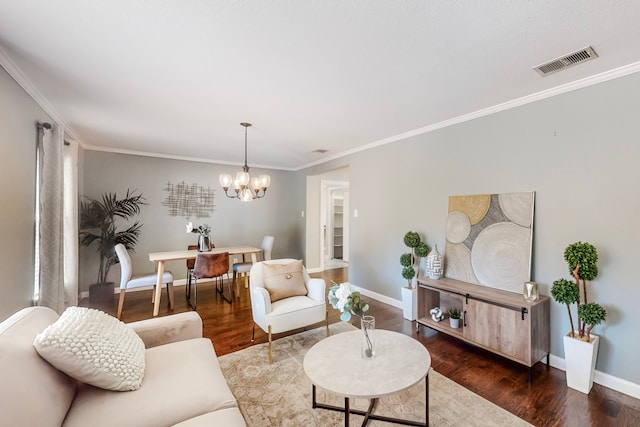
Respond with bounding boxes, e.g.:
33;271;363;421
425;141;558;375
295;60;640;171
83;144;295;172
0;45;82;143
3;42;639;171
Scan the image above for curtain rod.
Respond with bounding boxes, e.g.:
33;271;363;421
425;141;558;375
37;122;69;145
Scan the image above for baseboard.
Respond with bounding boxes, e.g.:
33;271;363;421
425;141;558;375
593;370;640;399
357;286;640;399
357;287;403;310
79;278;199;299
548;354;640;398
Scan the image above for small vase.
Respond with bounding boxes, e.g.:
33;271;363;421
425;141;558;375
197;234;212;252
361;315;375;359
426;244;443;279
523;281;539;302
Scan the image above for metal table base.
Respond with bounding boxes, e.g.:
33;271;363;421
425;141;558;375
311;374;429;427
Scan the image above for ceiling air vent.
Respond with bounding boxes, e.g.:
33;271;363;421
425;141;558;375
312;149;329;154
533;46;598;76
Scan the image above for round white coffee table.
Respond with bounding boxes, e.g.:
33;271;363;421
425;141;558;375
303;329;431;426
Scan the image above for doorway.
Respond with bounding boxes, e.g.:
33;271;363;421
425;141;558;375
321;181;349;270
304;167;350;272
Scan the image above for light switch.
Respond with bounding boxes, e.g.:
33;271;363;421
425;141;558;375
354;209;358;218
301;210;305;218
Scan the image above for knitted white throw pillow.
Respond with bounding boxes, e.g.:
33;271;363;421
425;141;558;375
33;306;145;391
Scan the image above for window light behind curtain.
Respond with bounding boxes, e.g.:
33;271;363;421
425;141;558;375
35;123;78;312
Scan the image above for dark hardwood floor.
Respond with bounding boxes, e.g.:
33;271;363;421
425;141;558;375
82;268;639;427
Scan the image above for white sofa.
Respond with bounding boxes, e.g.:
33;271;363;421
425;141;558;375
0;306;246;427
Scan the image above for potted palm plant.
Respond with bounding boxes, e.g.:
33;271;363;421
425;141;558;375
551;241;607;394
79;190;147;303
400;231;430;320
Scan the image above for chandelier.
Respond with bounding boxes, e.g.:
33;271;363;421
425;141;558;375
219;122;270;202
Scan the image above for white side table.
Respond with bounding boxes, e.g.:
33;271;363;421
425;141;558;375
303;329;431;426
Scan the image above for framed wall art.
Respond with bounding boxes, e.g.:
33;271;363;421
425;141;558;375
162;181;215;219
444;191;535;294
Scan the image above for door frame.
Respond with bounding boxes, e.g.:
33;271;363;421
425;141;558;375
320;180;349;271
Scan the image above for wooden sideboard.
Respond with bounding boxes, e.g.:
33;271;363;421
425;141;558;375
417;276;550;369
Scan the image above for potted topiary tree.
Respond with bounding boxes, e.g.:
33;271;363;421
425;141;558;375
400;231;430;321
401;231;430;289
79;190;147;303
551;241;607;394
415;240;430;277
400;253;416;288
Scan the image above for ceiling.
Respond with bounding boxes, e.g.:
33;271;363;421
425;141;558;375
1;1;640;171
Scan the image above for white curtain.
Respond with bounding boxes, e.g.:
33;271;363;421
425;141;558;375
63;140;79;307
37;125;79;312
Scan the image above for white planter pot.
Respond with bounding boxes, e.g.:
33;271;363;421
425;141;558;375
401;286;417;321
563;332;599;394
449;318;460;329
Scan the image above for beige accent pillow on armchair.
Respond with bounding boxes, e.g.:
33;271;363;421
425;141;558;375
262;260;307;302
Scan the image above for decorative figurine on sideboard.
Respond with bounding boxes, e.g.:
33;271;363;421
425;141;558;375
430;307;445;322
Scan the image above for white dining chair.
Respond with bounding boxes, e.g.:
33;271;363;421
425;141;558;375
115;243;174;319
233;235;274;296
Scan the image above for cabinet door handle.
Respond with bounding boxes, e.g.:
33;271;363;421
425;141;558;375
463;310;467;327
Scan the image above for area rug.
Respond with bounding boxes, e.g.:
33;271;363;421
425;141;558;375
218;322;532;426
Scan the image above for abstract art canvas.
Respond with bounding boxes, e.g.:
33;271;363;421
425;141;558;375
444;192;535;294
162;181;215;219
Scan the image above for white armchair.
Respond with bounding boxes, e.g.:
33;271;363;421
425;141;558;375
249;259;328;363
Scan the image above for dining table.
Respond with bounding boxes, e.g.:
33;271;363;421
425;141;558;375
148;245;262;316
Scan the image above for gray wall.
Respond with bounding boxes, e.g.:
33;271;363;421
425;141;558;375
0;66;51;319
298;71;640;385
80;151;302;292
2;58;639;385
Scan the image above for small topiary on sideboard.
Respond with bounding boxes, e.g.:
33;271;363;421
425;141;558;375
447;307;461;320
